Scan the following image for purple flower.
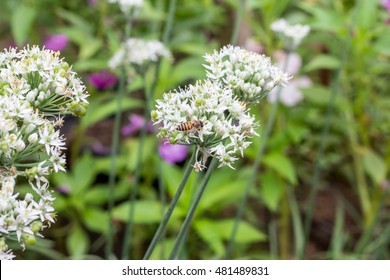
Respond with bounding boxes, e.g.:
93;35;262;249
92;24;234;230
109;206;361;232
44;34;69;52
88;0;97;6
159;141;189;164
88;70;118;90
382;0;390;12
92;142;111;156
121;114;154;136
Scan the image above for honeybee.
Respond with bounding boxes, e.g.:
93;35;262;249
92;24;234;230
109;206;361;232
177;120;204;131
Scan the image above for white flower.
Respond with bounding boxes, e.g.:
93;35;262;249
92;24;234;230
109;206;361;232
0;46;89;116
152;80;258;170
271;19;310;50
109;38;170;69
0;45;88;258
204;45;292;104
108;0;144;15
0;248;15;260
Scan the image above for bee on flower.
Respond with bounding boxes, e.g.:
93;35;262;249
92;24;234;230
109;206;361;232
152;79;258;171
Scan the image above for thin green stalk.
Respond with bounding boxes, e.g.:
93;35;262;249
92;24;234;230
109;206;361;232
268;221;278;259
162;0;176;45
169;157;219;260
143;0;177;259
344;108;370;224
106;17;133;260
143;151;196;260
285;184;304;259
303;36;352;246
225;52;291;259
157;161;166;259
230;0;246;45
122;73;151;259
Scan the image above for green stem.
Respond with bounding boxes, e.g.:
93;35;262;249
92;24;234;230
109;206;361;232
162;0;176;45
344;107;370;224
169;157;218;260
143;151;196;260
225;52;291;259
142;0;177;260
121;73;151;259
230;0;246;45
303;35;352;247
106;17;133;260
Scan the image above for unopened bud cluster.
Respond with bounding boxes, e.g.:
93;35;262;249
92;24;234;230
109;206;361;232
0;45;88;259
204;45;292;104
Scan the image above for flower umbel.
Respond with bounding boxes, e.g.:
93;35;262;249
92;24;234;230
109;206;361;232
0;46;88;259
152;80;258;170
204;45;292;104
108;0;144;15
108;38;170;71
271;19;310;50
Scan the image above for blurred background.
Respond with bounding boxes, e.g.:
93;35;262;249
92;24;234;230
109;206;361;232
1;0;390;260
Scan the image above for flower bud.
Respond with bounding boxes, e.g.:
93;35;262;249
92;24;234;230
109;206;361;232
21;233;37;246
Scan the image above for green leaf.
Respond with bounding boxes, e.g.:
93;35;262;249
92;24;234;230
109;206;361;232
11;5;37;46
216;219;267;243
353;0;377;30
303;55;341;72
263;152;297;185
66;225;89;259
194;219;225;256
83;207;109;233
113;200;179;224
81;95;142;128
260;171;283;212
301;85;332;106
299;3;345;34
194;218;267;256
286;123;308;144
198;168;251;212
362;148;387;185
374;28;390;56
72;153;95;193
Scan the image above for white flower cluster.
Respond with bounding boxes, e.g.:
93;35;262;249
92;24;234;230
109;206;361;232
270;19;310;50
204;45;292;104
109;38;171;70
0;46;88;259
152;80;258;171
108;0;144;15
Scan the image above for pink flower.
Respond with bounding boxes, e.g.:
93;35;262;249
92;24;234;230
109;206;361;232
88;0;97;6
267;51;311;107
382;0;390;12
121;114;154;136
44;34;69;52
244;38;264;54
159;141;189;164
88;71;118;90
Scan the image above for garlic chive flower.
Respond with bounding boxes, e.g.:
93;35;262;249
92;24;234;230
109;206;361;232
203;45;292;104
109;38;171;72
108;0;144;15
0;46;88;259
0;45;89;116
152;80;258;171
270;19;310;50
